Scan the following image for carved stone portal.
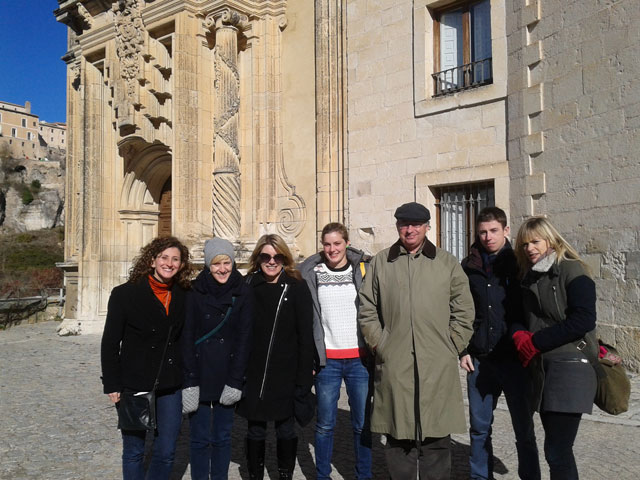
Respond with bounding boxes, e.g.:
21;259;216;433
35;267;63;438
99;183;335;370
55;0;318;332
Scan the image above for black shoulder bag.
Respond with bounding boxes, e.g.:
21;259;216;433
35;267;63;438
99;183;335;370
117;326;173;431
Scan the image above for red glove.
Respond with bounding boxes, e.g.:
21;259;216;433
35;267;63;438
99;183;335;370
512;330;540;367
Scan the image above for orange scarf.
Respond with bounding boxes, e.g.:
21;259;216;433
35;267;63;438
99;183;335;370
148;274;172;315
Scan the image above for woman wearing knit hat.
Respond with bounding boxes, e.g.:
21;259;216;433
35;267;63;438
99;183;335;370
182;237;254;480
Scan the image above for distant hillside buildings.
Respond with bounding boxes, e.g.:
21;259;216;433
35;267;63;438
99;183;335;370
0;100;66;161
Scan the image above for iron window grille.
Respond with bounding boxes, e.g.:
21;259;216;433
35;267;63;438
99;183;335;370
434;181;495;261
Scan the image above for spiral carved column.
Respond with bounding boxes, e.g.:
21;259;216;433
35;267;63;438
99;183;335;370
210;11;244;240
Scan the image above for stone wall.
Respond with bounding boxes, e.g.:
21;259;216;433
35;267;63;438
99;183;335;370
506;0;640;368
345;0;510;254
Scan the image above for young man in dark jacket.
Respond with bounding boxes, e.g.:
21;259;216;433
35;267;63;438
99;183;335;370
460;207;540;480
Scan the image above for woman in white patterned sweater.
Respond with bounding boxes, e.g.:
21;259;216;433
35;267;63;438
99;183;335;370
300;223;373;480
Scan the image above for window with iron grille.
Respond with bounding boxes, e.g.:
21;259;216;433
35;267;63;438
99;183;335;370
432;0;492;96
433;181;495;261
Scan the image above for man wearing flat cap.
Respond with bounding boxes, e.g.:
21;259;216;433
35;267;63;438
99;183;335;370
358;202;475;479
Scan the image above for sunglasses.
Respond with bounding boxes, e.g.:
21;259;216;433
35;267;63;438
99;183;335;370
258;253;286;264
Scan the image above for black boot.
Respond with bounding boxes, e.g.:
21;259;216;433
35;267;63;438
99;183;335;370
276;437;298;479
246;438;265;480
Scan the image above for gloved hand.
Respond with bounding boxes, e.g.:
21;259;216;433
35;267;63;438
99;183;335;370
219;385;242;406
182;386;200;414
512;330;540;367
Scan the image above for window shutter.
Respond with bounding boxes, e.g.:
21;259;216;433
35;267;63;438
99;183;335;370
440;10;464;88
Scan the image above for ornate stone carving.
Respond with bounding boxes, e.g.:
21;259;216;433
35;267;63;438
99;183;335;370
213;172;242;239
278;15;288;31
65;52;82;90
76;2;93;28
113;0;145;128
70;61;81;82
276;189;307;238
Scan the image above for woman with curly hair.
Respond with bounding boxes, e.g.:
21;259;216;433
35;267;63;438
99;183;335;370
513;216;597;479
101;236;194;480
236;234;314;480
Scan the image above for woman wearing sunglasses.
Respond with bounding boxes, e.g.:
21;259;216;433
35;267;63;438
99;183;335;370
236;234;314;480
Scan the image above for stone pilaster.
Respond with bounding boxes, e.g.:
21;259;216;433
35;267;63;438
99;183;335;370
315;0;347;239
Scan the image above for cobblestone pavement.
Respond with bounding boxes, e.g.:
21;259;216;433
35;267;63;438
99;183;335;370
1;321;639;479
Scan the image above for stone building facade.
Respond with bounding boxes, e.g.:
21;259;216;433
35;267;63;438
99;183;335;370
0;101;41;160
0;101;67;162
55;0;640;367
38;122;67;152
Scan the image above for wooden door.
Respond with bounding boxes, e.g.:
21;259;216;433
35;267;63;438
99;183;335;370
158;178;172;237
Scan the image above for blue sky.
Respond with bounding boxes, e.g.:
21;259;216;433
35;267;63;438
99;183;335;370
0;1;68;123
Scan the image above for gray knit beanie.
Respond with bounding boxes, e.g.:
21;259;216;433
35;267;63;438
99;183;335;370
204;238;235;266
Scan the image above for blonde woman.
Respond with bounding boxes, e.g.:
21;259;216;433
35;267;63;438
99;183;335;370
514;216;598;480
236;234;314;480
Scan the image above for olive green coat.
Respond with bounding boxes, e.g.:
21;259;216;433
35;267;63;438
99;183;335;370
358;239;474;440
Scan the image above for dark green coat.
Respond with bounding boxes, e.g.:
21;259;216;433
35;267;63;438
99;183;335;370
521;256;598;413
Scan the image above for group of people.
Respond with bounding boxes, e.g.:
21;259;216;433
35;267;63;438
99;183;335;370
101;201;598;480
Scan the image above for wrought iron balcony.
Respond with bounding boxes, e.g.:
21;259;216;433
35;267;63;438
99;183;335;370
432;58;493;97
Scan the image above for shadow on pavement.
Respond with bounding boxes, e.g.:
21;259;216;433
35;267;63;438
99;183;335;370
156;406;509;479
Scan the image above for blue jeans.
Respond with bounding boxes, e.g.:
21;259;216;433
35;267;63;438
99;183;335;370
314;357;372;480
121;388;183;480
189;401;235;480
467;356;540;480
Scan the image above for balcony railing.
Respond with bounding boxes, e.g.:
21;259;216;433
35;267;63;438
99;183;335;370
432;57;493;97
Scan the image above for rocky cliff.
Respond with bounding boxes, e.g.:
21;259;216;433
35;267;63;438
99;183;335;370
0;156;65;232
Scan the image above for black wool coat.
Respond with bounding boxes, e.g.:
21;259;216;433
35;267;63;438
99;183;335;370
182;268;254;402
100;277;186;394
236;270;314;422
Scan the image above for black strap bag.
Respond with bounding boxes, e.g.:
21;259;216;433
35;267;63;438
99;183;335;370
117;326;173;431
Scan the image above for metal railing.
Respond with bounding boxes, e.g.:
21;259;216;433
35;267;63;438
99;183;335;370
432;57;493;97
0;288;64;327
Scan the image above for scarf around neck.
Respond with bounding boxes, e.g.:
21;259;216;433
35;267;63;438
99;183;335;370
531;250;557;273
148;274;172;314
